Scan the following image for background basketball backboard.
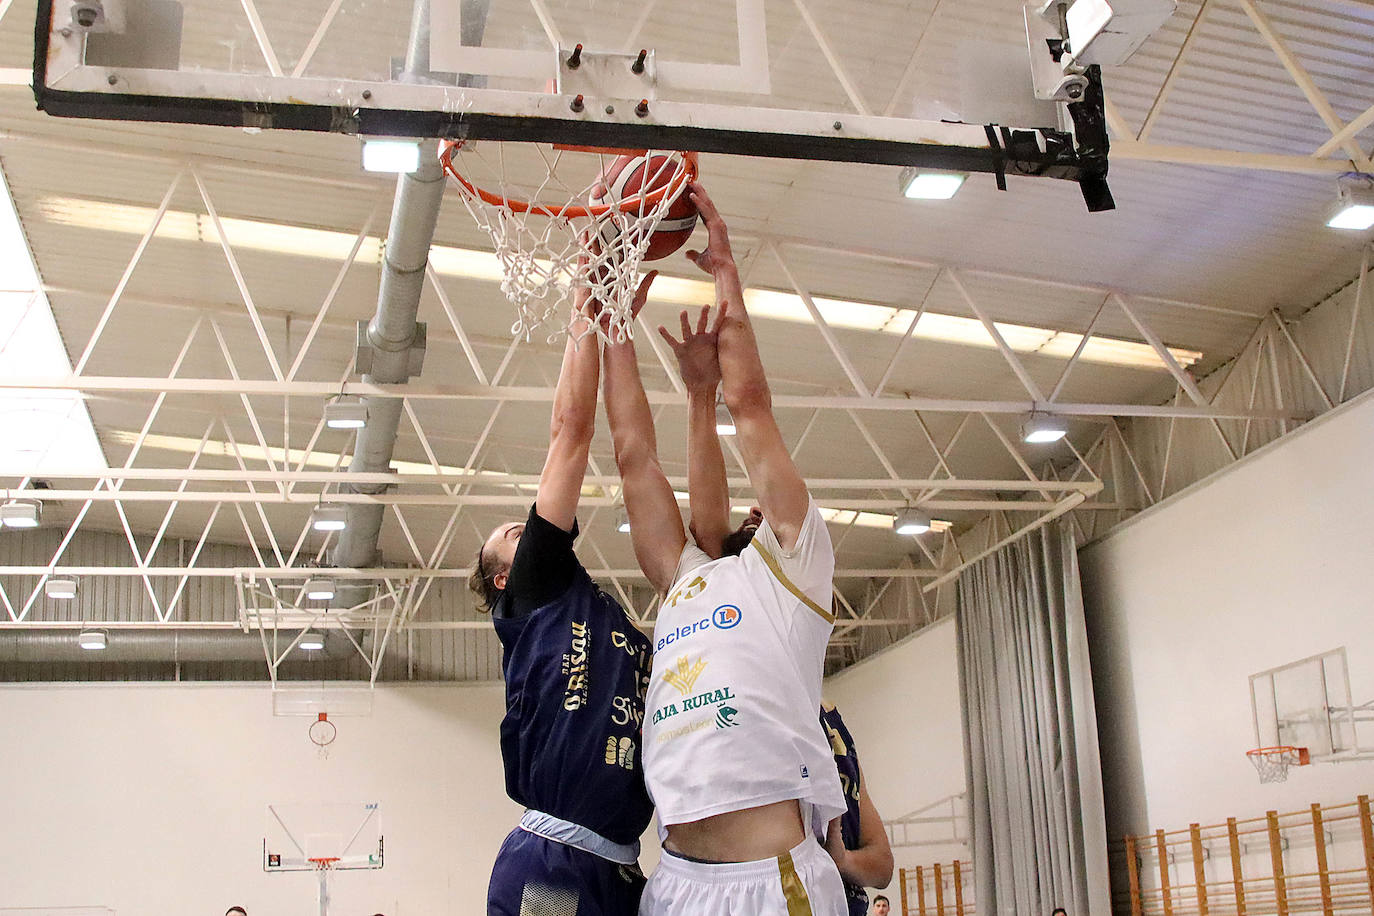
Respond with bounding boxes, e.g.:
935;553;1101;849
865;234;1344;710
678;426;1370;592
1250;647;1374;762
264;801;384;872
31;0;1162;209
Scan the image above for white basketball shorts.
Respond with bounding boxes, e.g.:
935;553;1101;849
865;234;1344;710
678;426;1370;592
639;836;847;916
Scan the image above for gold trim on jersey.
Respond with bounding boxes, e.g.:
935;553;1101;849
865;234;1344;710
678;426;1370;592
777;851;814;916
751;542;836;624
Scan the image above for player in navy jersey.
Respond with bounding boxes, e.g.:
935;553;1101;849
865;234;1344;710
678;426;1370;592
468;277;657;916
819;703;895;916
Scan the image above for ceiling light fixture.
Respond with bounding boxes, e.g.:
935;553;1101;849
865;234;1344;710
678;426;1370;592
298;631;326;651
0;498;41;528
615;509;632;533
1022;414;1068;443
893;507;932;536
302;576;337;602
324;395;369;430
361;139;421;174
45;578;78;600
1326;174;1374;231
715;402;737;436
813;506;952;533
77;629;107;650
899;168;968;200
311;505;348;532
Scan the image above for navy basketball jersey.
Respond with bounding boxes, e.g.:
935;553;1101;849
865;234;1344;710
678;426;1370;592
493;557;654;846
821;702;869;916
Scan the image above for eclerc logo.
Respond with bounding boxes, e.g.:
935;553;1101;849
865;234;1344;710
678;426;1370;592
656;605;745;651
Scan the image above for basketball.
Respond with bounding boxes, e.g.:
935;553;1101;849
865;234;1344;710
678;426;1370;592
591;153;699;261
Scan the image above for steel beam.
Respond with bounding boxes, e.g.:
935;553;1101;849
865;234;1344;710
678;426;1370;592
0;377;1313;419
0;468;1103;490
0;565;941;579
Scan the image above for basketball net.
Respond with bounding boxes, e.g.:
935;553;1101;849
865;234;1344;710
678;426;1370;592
441;141;696;346
1246;745;1309;783
309;712;336;759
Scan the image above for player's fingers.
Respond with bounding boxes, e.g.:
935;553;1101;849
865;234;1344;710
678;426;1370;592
657;325;681;348
678;309;692;338
635;269;658;302
689;182;717;217
696;305;711;334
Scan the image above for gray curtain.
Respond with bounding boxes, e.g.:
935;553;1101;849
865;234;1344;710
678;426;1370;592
956;521;1110;916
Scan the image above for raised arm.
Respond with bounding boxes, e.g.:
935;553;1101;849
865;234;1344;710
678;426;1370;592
534;287;602;532
686;182;810;550
601;273;688;594
660;306;731;558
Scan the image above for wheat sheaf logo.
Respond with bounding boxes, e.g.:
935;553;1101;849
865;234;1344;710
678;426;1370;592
663;655;707;696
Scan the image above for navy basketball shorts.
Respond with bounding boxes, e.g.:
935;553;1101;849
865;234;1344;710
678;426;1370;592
488;826;646;916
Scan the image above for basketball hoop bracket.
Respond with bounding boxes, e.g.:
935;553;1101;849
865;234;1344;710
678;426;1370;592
558;47;657;101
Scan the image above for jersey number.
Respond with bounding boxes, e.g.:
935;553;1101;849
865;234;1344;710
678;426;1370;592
665;575;707;608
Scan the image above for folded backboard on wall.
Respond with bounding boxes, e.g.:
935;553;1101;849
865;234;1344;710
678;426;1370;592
1250;647;1372;762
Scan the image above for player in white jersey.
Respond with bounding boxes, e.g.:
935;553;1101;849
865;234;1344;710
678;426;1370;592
600;181;847;916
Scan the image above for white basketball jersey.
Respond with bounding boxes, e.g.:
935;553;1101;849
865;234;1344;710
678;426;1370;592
642;501;845;829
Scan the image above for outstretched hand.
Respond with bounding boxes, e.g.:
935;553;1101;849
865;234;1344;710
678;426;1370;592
659;304;726;393
630;270;658;322
684;182;736;278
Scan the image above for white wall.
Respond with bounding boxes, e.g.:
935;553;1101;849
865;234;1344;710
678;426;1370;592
1079;389;1374;836
825;616;969;869
0;682;522;916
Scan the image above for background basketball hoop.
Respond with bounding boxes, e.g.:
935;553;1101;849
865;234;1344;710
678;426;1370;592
1246;745;1310;783
309;712;337;758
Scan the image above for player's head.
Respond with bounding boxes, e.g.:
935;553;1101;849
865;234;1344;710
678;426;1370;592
1051;909;1067;916
468;520;525;611
720;506;764;556
872;896;889;915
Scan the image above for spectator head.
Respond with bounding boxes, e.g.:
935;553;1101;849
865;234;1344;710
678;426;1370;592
872;895;890;915
226;908;247;916
1052;909;1068;916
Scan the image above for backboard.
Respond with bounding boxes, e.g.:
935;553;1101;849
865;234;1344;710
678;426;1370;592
30;0;1155;209
264;801;384;872
1250;648;1373;762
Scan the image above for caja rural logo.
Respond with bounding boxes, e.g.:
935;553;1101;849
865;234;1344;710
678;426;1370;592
655;604;743;651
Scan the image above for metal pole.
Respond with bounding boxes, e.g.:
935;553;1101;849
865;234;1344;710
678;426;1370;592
317;866;330;916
